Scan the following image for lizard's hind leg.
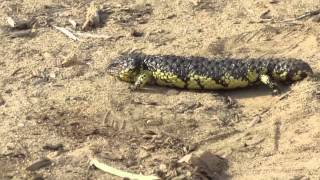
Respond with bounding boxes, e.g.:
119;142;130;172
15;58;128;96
259;74;280;95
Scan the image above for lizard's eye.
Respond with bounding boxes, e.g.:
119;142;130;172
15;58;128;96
108;61;119;68
106;60;123;75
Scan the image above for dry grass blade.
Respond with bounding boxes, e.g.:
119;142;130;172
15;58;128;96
90;158;160;180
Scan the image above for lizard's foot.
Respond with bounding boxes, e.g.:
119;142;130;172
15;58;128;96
272;88;281;96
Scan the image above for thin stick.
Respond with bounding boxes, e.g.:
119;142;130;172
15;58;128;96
279;9;320;23
90;158;160;180
52;25;80;41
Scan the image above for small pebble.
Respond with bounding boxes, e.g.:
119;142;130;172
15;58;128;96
269;0;279;4
7;17;33;30
43;143;63;151
166;14;176;19
131;29;144;37
9;29;34;38
146;119;163;126
312;15;320;22
0;96;5;106
26;158;52;171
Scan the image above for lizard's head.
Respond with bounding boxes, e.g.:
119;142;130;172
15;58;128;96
106;53;144;82
290;60;313;81
272;60;313;81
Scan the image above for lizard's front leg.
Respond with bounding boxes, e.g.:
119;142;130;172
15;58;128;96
129;71;153;91
259;74;280;95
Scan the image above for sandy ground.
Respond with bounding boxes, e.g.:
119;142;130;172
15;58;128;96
0;0;320;179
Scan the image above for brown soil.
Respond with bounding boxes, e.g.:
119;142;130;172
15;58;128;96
0;0;320;179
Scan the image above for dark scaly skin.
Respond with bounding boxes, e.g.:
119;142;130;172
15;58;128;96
106;53;313;93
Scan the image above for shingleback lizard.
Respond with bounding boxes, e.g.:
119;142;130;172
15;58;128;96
106;53;313;94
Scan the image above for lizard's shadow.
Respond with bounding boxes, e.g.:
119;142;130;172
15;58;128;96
221;85;290;99
137;84;291;99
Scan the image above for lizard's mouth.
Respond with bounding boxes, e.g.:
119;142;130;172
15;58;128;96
302;64;314;79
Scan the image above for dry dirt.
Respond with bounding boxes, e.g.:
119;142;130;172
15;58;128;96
0;0;320;179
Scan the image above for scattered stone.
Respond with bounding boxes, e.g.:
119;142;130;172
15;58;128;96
26;158;52;171
9;29;34;38
312;14;320;22
192;151;228;179
43;143;63;151
0;95;5;106
144;129;157;135
269;0;280;4
130;29;144;37
142;134;153;140
166;14;176;19
4;89;12;94
146;119;163;126
178;151;228;179
99;151;124;161
6;17;34;30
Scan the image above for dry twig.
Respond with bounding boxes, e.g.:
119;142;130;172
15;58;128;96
90;158;160;180
52;25;80;41
279;9;320;23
